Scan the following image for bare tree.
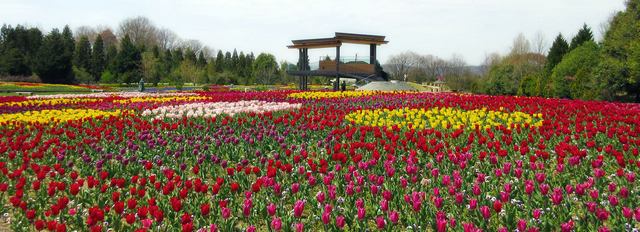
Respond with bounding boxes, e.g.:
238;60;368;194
156;28;179;50
447;53;467;78
200;46;214;58
118;16;159;48
385;51;419;80
74;26;97;42
531;31;547;54
480;52;502;75
510;33;531;55
180;39;204;54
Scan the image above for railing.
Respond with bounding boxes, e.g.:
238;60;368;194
287;56;377;74
317;56;374;64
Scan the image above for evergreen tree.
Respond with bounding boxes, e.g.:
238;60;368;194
105;45;118;73
0;25;43;76
33;29;74;83
545;34;569;73
73;36;92;71
238;52;247;77
91;35;106;82
569;24;594;51
173;48;184;67
215;50;224;72
196;52;207;68
231;49;239;72
224;51;232;71
61;25;75;63
184;49;197;64
113;34;142;84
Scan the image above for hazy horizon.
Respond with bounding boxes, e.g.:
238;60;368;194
2;0;627;65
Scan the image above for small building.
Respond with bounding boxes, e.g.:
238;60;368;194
287;32;390;90
422;80;449;93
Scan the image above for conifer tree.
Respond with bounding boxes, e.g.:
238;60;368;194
546;34;569;72
91;35;106;81
569;24;594;51
215;50;224;72
34;29;74;83
113;34;142;83
74;35;91;71
196;52;207;68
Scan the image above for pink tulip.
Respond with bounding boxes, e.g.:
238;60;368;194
270;217;282;231
517;219;527;231
316;191;325;203
357;207;366;221
469;198;477;210
480;206;491;219
295;222;304;232
266;203;276;216
293;200;305;218
336;215;345;228
560;220;574;232
436;218;447;232
533;209;541;219
608;195;618;206
242;198;252;217
434;197;443;209
380;199;388;211
141;219;152;229
622;207;633;219
551;188;563;205
221;207;231;219
376;216;386;229
321;211;330;225
389;211;399;224
355;198;364;208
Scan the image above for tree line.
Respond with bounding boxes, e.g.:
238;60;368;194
0;16;282;86
383;52;478;91
475;0;639;102
384;0;639;102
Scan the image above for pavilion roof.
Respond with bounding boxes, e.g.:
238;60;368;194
288;32;388;49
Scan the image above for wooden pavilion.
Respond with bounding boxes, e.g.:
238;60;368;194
287;32;389;90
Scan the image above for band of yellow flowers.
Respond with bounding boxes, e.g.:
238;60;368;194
344;107;544;130
0;109;123;125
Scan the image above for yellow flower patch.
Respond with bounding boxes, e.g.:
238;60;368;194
344;107;544;130
0;109;123;125
288;91;410;99
0;98;101;107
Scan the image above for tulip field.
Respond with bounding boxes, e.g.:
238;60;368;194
1;90;640;232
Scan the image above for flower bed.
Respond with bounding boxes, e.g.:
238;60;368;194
0;91;638;231
141;101;302;119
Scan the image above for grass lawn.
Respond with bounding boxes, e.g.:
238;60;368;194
0;82;101;93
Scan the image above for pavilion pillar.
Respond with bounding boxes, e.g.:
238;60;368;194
335;45;340;91
298;48;304;90
370;44;376;65
303;48;309;90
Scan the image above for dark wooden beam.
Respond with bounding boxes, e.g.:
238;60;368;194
370;44;376;65
335;46;340;91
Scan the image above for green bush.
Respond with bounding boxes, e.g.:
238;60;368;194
551;41;601;99
100;71;117;84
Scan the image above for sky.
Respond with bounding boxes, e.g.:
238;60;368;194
2;0;627;65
